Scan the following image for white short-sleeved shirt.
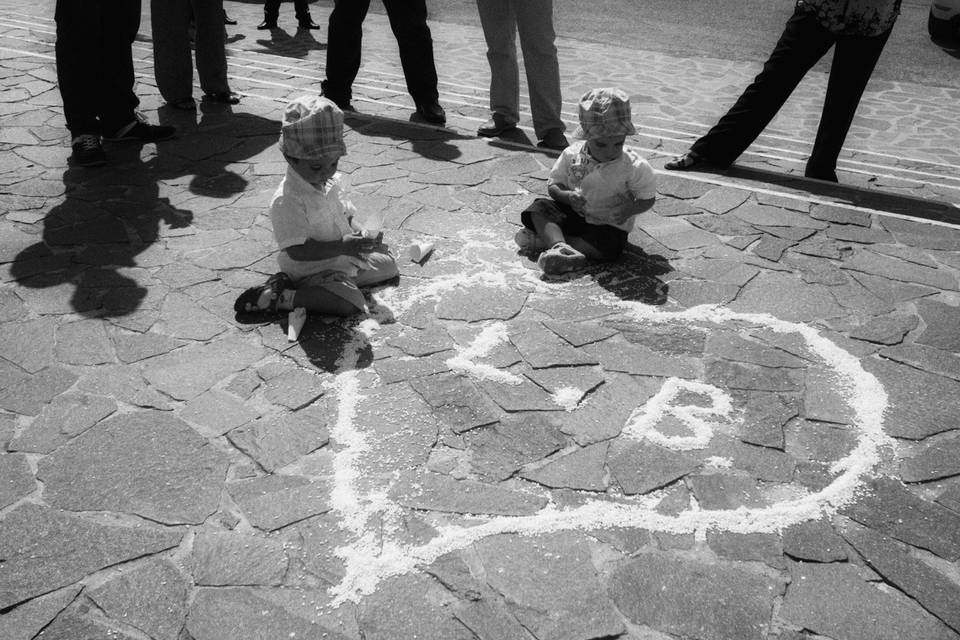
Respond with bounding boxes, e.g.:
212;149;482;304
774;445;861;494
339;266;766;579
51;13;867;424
269;167;368;279
548;141;657;231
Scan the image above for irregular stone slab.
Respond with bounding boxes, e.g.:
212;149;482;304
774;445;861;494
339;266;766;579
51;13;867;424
435;284;527;321
841;477;960;561
849;314;918;345
608;440;699;494
803;366;856;424
227;474;330;531
880;216;960;251
352;382;443;474
0;412;15;450
706;437;795;482
478;375;559;411
409;373;499;434
686;212;758;236
915;298;960;351
0;504;182;610
900;435;960;483
732;202;825;229
542;318;618;347
559;374;660;445
187;588;349;640
0;585;81;640
826;224;895;244
454;597;531;640
692;186;751;214
387;324;454;356
520;442;608;491
636;212;720;250
54;320;114;365
389;470;547;516
705;359;801;392
87;558;189;640
0;453;34;509
476;532;625;640
810;204;872;226
357;573;476;640
879;343;960;382
841;250;958;291
180;389;258;436
112;331;185;364
227;406;329;473
779;561;956;640
706;332;805;369
668;279;741;307
610;554;781;640
731;390;795;449
141;336;266;400
261;368;325;410
782;518;849;562
753;235;795;261
9;393;117;454
30;602;142;640
465;413;566;481
509;321;599;368
38;411;228;524
192;532;288;587
839;520;960;633
706;531;785;569
0;366;78;416
584;338;701;378
688;473;766;509
861;357;960;440
729;271;845;322
0;316;55;373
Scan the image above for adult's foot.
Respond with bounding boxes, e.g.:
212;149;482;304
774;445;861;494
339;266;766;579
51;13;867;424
478;114;517;137
71;134;106;167
202;92;241;105
257;20;278;30
415;100;446;125
537;129;569;151
298;18;320;29
664;151;716;171
103;117;176;143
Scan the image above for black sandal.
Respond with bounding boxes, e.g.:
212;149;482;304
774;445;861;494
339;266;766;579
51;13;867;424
664;151;710;171
234;272;294;315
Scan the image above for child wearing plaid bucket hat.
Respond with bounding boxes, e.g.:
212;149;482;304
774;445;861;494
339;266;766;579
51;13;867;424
234;95;398;319
515;88;657;276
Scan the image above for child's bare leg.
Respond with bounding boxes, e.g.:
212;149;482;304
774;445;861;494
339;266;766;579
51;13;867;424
564;236;607;260
530;210;566;248
291;287;360;317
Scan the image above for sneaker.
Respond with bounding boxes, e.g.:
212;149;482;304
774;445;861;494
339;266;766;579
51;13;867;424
104;115;176;143
71;134;106;167
514;228;546;254
537;242;587;275
537;129;569;151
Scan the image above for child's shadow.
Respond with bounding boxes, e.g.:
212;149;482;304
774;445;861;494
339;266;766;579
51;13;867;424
589;247;671;305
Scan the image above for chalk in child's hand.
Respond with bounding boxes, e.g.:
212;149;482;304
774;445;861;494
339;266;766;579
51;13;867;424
287;307;307;342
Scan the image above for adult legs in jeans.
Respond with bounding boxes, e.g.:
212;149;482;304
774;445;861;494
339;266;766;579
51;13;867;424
515;0;563;138
193;0;231;96
477;0;522;127
805;28;892;179
151;0;195;103
382;0;439;105
689;9;834;167
56;0;141;137
321;0;371;106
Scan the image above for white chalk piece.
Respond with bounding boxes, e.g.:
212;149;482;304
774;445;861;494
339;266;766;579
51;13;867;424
407;242;434;263
287;307;307;342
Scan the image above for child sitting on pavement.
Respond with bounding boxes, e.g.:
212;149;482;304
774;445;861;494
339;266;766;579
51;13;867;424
234;95;398;318
515;87;657;275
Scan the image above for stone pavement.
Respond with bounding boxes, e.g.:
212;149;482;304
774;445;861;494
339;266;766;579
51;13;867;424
2;2;960;639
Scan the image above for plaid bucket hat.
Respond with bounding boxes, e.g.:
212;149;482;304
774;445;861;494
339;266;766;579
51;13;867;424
572;88;637;139
279;95;347;159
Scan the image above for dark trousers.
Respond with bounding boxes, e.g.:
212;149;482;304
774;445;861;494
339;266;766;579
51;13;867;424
690;6;892;175
321;0;439;105
55;0;141;137
152;0;230;102
263;0;311;22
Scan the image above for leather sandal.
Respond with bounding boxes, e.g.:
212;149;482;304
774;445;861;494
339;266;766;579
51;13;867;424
664;151;710;171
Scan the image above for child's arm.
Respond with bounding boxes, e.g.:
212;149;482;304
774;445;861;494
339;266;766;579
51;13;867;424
547;181;587;215
283;234;380;262
609;194;655;225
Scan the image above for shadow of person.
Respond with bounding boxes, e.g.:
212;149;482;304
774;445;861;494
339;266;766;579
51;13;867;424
344;115;468;162
588;246;671;305
9;109;280;318
253;26;326;58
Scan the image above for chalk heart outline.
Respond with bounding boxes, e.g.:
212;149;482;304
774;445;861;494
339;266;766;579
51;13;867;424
328;272;894;604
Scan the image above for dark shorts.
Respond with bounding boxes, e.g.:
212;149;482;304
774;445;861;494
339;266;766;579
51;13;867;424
520;197;628;259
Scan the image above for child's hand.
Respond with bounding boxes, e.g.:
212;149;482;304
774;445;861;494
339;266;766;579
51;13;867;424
567;190;587;215
342;232;380;256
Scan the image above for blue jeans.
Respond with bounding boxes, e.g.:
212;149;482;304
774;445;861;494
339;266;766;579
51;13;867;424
55;0;141;137
690;5;893;175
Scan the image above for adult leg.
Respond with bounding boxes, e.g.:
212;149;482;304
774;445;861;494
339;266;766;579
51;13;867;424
98;0;143;135
262;0;280;24
55;0;107;136
151;0;193;103
476;0;520;126
193;0;231;96
515;0;564;138
381;0;439;105
805;28;893;179
293;0;314;24
354;251;400;287
321;0;371;106
689;9;834;167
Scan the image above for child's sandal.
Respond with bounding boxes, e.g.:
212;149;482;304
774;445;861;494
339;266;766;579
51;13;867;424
536;242;587;275
234;272;294;315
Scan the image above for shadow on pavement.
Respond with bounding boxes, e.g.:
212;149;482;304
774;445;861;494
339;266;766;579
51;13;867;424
348;115;472;161
9;110;279;318
253;27;326;58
